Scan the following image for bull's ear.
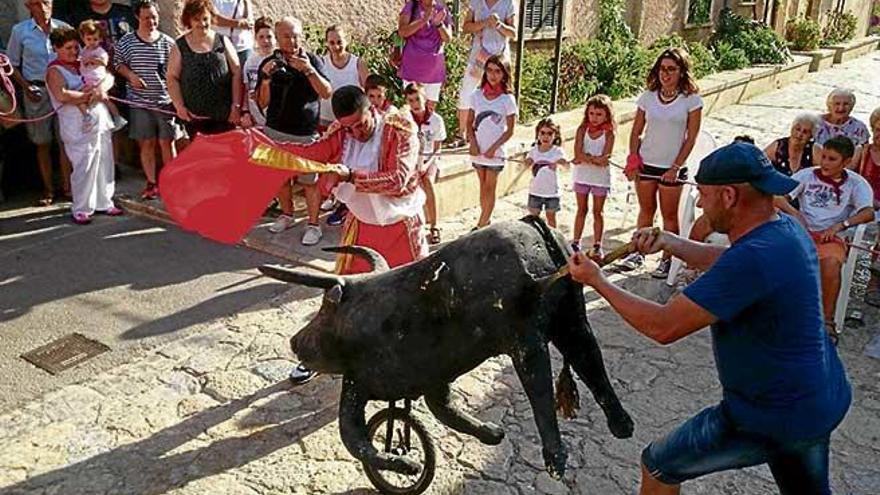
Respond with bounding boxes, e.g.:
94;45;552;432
326;284;344;304
259;265;345;289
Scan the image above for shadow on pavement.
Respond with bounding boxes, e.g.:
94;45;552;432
0;380;339;495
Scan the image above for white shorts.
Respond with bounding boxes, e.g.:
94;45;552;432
403;80;442;102
457;71;481;110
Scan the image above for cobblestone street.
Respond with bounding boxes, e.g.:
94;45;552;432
1;53;879;495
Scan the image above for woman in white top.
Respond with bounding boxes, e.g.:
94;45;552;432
240;16;274;128
46;26;121;224
623;47;703;277
319;25;368;127
211;0;254;66
456;0;516;145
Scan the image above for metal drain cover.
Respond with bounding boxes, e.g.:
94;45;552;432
21;333;110;374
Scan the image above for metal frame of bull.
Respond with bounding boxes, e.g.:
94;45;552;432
260;215;634;486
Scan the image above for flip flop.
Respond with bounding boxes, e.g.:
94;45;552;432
37;194;54;207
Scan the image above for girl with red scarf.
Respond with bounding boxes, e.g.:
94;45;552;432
465;55;517;230
405;83;447;244
571;94;616;258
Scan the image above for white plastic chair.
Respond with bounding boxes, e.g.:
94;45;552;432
834;223;868;331
666;131;717;286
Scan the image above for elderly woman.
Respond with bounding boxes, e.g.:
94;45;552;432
168;0;242;138
621;47;703;277
765;113;820;176
816;88;870;167
397;0;452;111
46;26;121;224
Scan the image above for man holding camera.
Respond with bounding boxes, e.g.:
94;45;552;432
256;16;332;246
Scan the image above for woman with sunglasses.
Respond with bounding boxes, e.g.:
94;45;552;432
620;47;703;277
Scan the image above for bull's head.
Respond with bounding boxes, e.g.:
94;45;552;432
258;246;389;373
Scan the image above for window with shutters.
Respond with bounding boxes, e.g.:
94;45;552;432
524;0;561;30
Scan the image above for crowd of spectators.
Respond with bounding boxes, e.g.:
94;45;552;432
4;0;880;324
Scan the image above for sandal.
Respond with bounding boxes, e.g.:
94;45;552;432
72;212;92;225
428;227;441;245
37;193;54;207
102;206;124;216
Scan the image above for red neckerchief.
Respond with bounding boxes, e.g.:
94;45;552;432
481;82;505;99
410;108;432;127
48;58;80;73
813;168;848;205
586;122;614;134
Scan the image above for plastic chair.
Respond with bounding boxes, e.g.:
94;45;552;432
834;223;868;332
666;131;717;286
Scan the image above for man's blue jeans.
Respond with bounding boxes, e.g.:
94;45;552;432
642;404;831;494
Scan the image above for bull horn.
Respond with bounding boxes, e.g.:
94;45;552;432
322;245;390;273
259;265;346;289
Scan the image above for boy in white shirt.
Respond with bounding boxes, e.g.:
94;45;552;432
404;83;446;244
777;136;874;332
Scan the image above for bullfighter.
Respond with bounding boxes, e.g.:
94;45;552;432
258;85;428;383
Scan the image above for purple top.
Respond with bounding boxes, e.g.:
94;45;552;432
398;1;450;84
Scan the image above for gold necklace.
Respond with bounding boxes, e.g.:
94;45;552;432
659;88;679;103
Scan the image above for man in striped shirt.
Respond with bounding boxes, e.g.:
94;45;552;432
112;0;178;200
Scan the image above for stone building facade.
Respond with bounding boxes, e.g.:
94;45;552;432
1;1;876;60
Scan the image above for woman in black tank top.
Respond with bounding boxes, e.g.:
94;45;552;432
167;0;242;137
764;114;819;176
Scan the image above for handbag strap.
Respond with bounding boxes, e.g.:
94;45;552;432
229;0;244;38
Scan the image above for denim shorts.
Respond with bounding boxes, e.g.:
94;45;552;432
642;404;831;494
527;194;560;212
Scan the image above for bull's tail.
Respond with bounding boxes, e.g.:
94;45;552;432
520;215;582;419
555;359;580;419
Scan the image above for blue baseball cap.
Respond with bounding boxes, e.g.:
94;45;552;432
696;142;798;195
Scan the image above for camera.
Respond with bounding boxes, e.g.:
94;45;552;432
271;51;291;76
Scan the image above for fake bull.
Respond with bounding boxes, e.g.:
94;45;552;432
260;216;634;478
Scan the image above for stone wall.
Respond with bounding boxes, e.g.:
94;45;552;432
1;0;875;61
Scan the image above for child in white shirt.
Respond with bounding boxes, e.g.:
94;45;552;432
465;55;517;229
405;83;447;244
524;118;566;228
778;135;874;330
571;94;616;257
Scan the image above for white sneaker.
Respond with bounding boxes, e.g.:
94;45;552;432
320;198;336;211
112;115;128;132
617;252;644;272
301;224;323;246
269;214;295;233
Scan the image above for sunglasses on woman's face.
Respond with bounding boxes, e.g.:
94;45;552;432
659;65;680;74
538;130;555;136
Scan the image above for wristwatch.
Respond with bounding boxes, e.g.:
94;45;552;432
842;219;851;229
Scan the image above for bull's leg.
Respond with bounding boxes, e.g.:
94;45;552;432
338;376;421;475
511;334;567;479
549;301;634;439
424;383;504;445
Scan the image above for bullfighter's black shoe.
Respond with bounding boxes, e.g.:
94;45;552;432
289;364;317;385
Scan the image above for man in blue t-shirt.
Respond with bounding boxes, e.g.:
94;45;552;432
568;142;851;495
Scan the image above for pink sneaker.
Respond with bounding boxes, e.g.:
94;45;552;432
72;212;92;225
